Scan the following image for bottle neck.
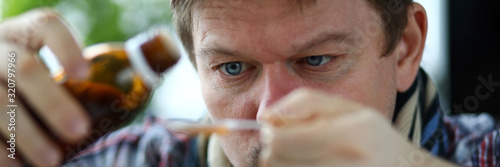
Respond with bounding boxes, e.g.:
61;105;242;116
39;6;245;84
125;27;179;88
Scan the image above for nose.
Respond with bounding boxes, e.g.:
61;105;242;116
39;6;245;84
255;63;303;123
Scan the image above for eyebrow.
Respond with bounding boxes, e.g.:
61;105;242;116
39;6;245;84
200;47;242;57
295;32;355;53
199;31;356;58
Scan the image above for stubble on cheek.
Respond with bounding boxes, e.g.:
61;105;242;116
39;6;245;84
248;142;263;167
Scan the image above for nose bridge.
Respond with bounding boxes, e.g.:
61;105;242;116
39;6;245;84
256;63;300;121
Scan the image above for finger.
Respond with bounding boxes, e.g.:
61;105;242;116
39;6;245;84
262;88;365;128
261;157;320;167
259;147;325;167
0;87;62;166
263;112;371;161
263;119;330;161
0;8;88;79
16;54;90;143
0;141;22;167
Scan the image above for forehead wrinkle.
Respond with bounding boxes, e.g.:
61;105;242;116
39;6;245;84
197;27;259;61
193;0;323;44
197;1;261;23
194;14;252;55
194;0;377;63
294;31;356;54
198;0;318;24
256;0;362;54
200;46;243;58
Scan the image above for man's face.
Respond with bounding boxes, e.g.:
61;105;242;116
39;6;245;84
192;0;399;166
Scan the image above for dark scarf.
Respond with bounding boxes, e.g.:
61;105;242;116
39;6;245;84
393;68;449;157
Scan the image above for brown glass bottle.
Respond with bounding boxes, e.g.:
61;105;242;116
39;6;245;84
54;28;180;161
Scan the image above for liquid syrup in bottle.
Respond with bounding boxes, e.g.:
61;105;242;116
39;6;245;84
41;27;180;162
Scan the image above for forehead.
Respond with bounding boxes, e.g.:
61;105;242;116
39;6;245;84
193;0;374;21
192;0;379;57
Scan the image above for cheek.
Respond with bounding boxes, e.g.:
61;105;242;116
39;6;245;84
328;73;372;104
326;55;397;116
198;67;261;166
359;56;397;116
199;71;258;120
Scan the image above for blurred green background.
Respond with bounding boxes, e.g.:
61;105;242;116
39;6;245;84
0;0;173;46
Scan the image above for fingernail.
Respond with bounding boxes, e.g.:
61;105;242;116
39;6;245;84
40;148;61;166
69;64;88;79
271;116;287;129
263;113;287;129
67;116;88;137
261;112;273;122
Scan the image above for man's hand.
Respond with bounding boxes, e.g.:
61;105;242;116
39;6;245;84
259;88;456;167
0;9;90;166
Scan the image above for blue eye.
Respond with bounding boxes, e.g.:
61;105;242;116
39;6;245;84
220;62;248;76
305;56;333;66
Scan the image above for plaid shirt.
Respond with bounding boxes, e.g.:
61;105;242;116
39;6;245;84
445;114;500;166
63;116;201;167
63;70;500;167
